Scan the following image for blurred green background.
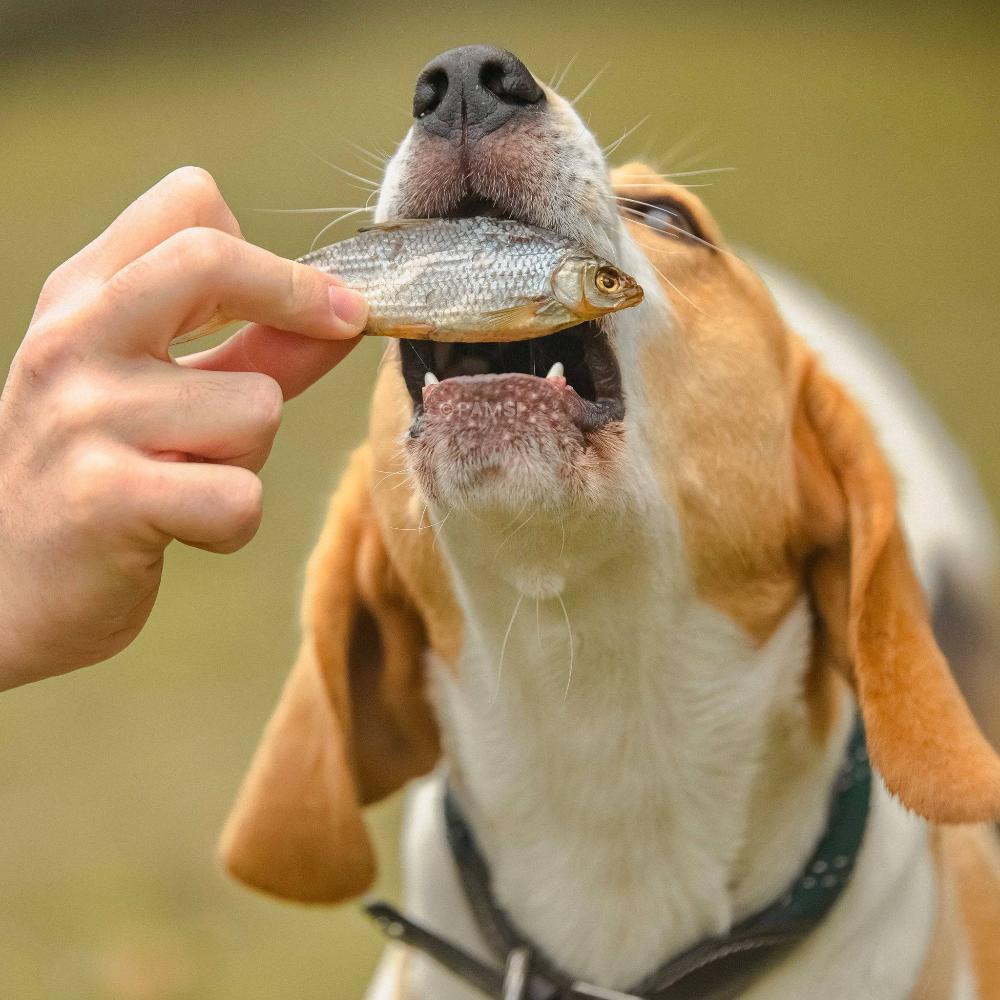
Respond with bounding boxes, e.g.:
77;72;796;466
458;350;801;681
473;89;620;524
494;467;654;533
1;2;997;997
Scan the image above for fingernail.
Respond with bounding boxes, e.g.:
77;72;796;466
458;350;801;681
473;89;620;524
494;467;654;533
328;285;369;334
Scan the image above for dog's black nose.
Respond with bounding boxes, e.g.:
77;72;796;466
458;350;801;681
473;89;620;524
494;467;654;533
413;45;544;141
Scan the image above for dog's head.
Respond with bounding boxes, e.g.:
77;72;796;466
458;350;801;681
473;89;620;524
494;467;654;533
221;47;1000;903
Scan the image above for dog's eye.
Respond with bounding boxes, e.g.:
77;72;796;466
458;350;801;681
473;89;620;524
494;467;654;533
622;198;708;247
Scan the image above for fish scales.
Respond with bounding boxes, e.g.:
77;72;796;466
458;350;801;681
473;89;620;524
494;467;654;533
300;219;572;331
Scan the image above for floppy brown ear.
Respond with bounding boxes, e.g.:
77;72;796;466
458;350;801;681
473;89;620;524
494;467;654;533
796;355;1000;823
219;446;440;903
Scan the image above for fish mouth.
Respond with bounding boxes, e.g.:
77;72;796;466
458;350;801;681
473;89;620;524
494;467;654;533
399;196;625;438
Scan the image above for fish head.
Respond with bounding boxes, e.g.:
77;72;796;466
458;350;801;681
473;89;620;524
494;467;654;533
550;255;645;320
369;47;802;632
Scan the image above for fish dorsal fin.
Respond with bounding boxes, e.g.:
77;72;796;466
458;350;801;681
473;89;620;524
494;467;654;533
356;219;432;234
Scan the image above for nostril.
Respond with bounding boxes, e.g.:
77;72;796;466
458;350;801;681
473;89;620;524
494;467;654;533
412;46;544;137
480;59;544;106
413;67;449;118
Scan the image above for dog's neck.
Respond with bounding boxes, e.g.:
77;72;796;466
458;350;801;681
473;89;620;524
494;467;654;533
427;500;851;988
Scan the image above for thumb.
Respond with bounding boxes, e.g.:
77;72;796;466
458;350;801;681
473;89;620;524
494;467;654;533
177;324;362;400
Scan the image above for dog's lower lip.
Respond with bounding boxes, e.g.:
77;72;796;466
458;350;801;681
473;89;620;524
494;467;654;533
400;323;625;436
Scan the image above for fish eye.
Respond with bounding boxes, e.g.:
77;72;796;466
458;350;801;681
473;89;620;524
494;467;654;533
623;198;709;247
595;266;622;293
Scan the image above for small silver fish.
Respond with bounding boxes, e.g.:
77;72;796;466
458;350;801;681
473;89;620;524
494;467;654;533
178;217;643;344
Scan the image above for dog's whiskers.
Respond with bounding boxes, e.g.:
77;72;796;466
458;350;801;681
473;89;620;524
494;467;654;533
394;504;448;532
556;592;575;702
671;143;726;174
343;137;389;173
602;114;652;157
617;197;774;280
405;341;431;374
658;125;713;170
431;507;452;548
294;139;382;190
254;205;372;215
374;468;408;489
612;166;736;180
328;163;381;190
309;206;374;252
611;195;754;269
494;509;538;564
493;591;526;704
550;53;578;92
630;232;716;319
617;182;716;190
570;62;609;107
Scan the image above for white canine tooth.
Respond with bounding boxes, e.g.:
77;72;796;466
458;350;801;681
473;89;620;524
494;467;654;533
546;362;565;379
424;371;439;386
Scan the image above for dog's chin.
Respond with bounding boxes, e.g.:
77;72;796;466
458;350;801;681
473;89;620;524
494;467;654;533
406;371;627;514
399;321;628;514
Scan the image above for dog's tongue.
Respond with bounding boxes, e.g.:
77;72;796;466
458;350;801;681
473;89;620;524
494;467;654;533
421;372;587;432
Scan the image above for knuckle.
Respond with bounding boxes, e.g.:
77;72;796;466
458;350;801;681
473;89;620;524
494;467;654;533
65;446;128;530
167;165;221;207
14;322;76;380
33;262;97;328
38;261;71;303
243;374;283;435
170;226;243;284
167;166;242;238
174;226;231;277
104;251;151;302
222;472;263;541
52;374;118;436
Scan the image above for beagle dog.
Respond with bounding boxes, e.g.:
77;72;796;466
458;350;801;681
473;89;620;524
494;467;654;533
220;46;1000;999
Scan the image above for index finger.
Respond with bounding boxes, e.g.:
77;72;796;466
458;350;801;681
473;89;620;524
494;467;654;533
34;167;240;324
96;227;368;354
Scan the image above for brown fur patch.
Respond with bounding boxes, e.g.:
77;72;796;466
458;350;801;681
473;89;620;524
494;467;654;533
938;825;1000;996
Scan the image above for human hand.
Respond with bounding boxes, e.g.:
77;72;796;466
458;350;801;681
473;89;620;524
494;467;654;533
0;167;368;690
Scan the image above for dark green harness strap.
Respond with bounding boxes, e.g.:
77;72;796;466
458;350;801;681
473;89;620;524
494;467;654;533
368;719;872;999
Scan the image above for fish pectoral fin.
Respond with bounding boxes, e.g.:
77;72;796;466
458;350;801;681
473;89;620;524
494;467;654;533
480;299;556;330
171;312;234;346
357;219;430;233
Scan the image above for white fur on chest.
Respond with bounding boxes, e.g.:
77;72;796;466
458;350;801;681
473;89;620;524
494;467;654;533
379;773;943;1000
420;496;841;988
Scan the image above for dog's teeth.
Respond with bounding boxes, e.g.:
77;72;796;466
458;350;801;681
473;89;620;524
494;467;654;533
546;362;565;379
424;372;439;386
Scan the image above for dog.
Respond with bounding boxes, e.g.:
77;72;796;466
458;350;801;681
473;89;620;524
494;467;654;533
218;46;1000;999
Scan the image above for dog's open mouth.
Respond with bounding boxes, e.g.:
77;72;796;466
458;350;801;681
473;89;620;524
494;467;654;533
401;325;624;434
397;194;625;437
